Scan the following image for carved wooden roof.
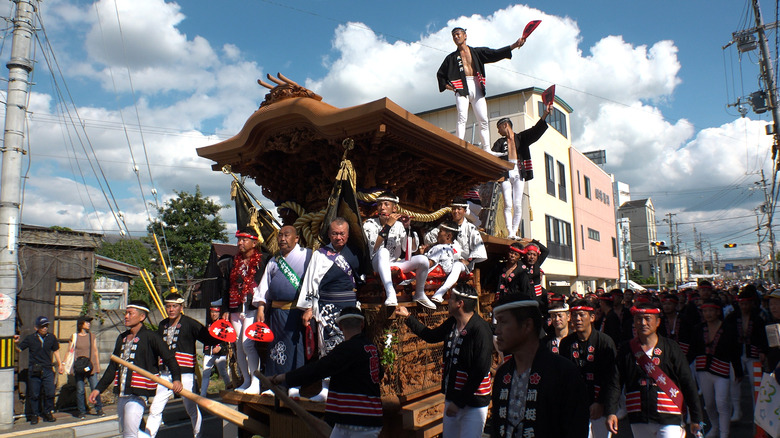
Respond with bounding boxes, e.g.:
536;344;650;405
196;80;512;213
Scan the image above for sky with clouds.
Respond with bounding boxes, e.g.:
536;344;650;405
0;0;775;264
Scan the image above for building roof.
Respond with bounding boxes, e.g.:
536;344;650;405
196;77;512;213
20;224;102;249
95;255;142;277
619;198;653;210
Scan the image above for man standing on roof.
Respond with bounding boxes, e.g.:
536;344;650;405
437;27;526;150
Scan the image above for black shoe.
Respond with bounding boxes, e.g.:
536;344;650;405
42;413;55;422
96;410;106;417
79;412;87;420
30;416;38;425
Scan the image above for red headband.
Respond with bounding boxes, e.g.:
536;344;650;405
524;245;540;254
509;246;524;254
630;306;661;315
597;295;614;301
570;306;594;312
235;232;258;241
209;306;221;311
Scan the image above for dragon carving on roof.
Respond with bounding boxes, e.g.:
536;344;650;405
257;73;322;108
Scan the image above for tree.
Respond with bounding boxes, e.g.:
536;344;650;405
147;186;228;280
96;238;154;302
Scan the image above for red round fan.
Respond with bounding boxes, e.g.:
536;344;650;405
245;321;274;343
208;319;237;343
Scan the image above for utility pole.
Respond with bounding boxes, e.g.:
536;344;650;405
0;0;36;430
674;222;682;284
756;211;763;277
665;212;676;288
758;170;778;282
750;1;780;282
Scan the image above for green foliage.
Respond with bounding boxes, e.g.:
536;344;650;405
49;225;73;232
147;186;228;280
96;238;155;302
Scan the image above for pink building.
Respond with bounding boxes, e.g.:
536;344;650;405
569;149;619;290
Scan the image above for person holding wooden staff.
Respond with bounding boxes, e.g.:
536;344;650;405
89;300;182;438
271;306;383;438
147;293;215;438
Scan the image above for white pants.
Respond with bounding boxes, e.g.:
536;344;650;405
372;248;429;297
697;371;730;438
200;354;230;396
434;263;465;299
589;417;611;438
146;372;201;438
117;395;149;438
455;77;490;149
230;309;260;388
442;402;488;438
630;423;686;438
330;423;382;438
466;201;482;227
501;169;525;237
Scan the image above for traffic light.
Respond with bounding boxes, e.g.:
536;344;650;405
651;241;667;247
724;243;737;248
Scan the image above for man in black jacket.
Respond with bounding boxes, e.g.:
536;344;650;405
271;306;383;437
605;302;703;437
90;301;182;438
559;299;617;437
491;293;589;438
437;27;526;150
396;282;493;437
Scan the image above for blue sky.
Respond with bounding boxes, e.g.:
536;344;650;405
2;0;776;263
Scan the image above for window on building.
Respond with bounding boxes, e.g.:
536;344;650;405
588;228;600;241
545;214;573;261
545;153;555;196
581;225;585;250
557;161;567;202
538;102;568;138
612;237;617;257
584;176;592;199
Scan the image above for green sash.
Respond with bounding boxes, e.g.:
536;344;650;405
276;254;301;289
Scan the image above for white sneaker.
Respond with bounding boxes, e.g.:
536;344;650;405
384;295;398;307
288;387;301;399
430;295;444;304
414;294;436;310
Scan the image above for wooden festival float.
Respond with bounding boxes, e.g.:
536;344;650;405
196;73;515;437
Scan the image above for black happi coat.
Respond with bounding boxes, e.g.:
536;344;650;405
559;330;617;406
96;325;181;397
285;333;383;428
688;320;743;379
658;311;694;356
437;45;513;96
495;263;534;302
406;313;493;408
599;309;622;345
606;336;703;426
157;314;214;374
491;347;589;438
491;118;549;181
725;310;769;360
